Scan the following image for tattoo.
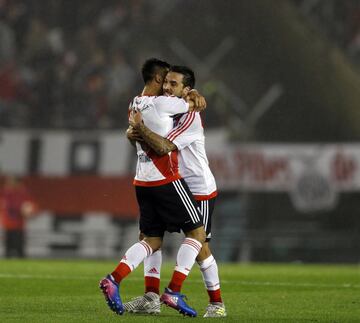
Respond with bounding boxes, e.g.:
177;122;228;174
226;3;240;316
136;123;177;156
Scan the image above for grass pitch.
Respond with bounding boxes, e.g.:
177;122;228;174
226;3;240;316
0;259;359;322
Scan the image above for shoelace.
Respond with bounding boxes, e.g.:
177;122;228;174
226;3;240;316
207;304;223;313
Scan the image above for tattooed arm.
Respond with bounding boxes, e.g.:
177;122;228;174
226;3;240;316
129;110;177;156
126;125;151;152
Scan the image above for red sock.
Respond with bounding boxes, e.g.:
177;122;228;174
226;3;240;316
207;289;223;303
111;263;131;284
145;276;160;295
168;271;187;292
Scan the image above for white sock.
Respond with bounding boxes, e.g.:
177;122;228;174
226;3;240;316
144;249;162;278
120;240;153;271
197;254;220;290
174;237;202;276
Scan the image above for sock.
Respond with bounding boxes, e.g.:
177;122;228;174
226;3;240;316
168;237;202;292
144;249;162;294
111;240;152;284
198;254;223;303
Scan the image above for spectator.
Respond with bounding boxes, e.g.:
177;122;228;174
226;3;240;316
0;175;37;258
0;0;224;129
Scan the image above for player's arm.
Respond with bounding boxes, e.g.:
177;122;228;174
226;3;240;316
155;92;206;116
126;101;140;147
129;110;176;156
127;101;151;151
180;89;206;112
186;89;206;112
126;125;151;151
126;126;143;147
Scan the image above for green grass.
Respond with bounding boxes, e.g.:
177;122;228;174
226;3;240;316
0;259;359;322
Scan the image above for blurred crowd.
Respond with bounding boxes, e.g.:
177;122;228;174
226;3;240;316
294;0;360;64
1;0;360;130
0;0;161;129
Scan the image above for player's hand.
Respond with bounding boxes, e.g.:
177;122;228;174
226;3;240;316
186;89;206;112
129;109;143;128
126;126;144;142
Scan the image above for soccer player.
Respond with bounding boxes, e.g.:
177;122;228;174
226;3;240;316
125;66;226;317
99;58;207;317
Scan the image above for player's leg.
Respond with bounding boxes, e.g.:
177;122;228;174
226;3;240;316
122;184;167;315
138;221;206;303
123;231;162;314
110;185;164;283
196;198;226;317
156;179;206;316
161;226;205;317
197;245;223;305
161;179;205;293
111;236;161;283
197;243;226;317
99;186;163;315
167;225;205;293
99;236;161;315
125;229;206;315
123;246;162;314
138;231;162;296
144;249;162;295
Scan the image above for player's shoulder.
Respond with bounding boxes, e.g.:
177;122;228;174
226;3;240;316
179;111;201;121
175;111;202;129
154;95;185;103
131;95;149;103
130;95;155;107
129;95;140;107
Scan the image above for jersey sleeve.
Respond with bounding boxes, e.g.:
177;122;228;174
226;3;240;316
166;112;202;150
154;96;189;116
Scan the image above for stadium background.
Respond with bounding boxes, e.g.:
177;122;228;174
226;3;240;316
1;0;360;263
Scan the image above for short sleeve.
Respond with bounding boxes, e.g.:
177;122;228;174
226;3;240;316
154;96;189;117
167;112;202;150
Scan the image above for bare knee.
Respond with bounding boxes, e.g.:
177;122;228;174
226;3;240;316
143;236;162;252
196;242;212;262
185;226;206;244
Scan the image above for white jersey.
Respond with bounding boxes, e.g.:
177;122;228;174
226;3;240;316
129;95;189;186
166;112;217;201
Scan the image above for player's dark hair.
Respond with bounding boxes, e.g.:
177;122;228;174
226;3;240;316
169;65;195;89
141;58;170;84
